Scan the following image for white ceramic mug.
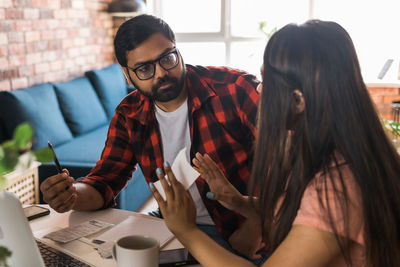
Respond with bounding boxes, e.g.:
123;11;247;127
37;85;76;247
112;235;159;267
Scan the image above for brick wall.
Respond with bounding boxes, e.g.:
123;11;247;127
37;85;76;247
367;85;400;120
0;0;115;91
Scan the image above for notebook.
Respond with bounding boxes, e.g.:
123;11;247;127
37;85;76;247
93;215;174;258
0;190;91;266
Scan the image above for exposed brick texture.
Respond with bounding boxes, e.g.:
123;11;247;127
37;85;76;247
367;86;400;120
0;0;115;91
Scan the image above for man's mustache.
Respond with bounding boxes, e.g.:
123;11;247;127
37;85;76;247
153;76;177;92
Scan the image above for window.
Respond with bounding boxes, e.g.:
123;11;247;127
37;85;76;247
148;0;400;82
312;0;400;82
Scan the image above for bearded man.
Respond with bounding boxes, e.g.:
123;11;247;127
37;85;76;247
40;14;261;258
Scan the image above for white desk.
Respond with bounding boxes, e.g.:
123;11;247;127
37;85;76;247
30;205;200;267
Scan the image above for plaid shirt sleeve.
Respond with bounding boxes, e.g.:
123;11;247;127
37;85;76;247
77;109;137;208
230;71;259;137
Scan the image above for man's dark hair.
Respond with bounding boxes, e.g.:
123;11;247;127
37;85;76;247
114;14;175;67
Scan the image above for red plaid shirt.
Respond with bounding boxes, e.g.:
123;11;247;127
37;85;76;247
79;64;260;239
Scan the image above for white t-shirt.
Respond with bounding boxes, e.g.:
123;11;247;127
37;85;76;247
155;100;214;225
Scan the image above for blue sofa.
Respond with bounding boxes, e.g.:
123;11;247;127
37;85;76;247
0;64;151;211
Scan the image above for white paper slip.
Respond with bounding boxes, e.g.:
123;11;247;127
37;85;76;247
44;219;113;243
154;147;200;200
95;241;114;258
93;215;174;251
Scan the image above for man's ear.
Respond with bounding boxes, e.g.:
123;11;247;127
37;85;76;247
291;89;305;114
122;68;132;85
256;82;262;93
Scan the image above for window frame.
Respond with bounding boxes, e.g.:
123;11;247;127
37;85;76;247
148;0;400;82
150;0;273;66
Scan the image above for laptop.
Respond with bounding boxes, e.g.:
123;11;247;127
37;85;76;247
0;190;90;266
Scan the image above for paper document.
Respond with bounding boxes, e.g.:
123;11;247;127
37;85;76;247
44;220;113;243
154;148;200;200
93;215;174;258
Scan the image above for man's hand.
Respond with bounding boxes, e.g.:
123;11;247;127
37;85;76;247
40;169;77;213
150;162;197;238
229;216;265;260
192;153;252;217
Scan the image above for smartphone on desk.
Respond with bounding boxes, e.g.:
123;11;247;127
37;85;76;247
159;248;199;266
23;205;50;221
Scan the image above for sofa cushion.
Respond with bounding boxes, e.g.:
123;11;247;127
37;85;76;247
40;161;151;212
54;77;108;136
85;64;128;120
117;165;152;211
53;125;109;165
0;83;73;149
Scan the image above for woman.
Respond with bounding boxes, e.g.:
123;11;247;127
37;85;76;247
150;20;400;266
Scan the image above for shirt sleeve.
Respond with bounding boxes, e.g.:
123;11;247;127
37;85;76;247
233;73;260;137
292;164;365;246
77;110;137;208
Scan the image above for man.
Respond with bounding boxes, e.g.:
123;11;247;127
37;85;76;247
40;14;260;257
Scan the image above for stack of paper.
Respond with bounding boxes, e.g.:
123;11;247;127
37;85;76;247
94;216;173;246
93;215;174;258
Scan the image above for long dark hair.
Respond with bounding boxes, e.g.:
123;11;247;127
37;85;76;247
249;20;400;266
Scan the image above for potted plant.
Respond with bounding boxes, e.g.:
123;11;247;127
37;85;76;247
383;118;400;152
0;123;53;267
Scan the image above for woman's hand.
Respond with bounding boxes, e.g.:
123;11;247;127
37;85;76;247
193;153;253;217
229;216;265;260
150;162;197;238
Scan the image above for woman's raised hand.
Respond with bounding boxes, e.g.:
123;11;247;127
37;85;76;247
192;153;251;217
149;162;197;238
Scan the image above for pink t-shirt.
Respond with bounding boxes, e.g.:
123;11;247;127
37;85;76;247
292;162;366;266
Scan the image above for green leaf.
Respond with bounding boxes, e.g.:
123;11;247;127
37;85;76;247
258;21;267;31
0;175;8;189
0;152;19;174
1;140;16;151
0;164;12;175
34;148;54;162
0;245;12;261
0;142;18;175
13;123;33;150
0;146;4;160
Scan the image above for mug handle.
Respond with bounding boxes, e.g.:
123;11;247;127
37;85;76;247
112;242;117;261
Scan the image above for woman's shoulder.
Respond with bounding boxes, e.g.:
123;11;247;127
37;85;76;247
294;155;365;246
311;154;357;192
293;156;367;267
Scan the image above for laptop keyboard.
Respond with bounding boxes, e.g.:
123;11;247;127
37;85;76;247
36;239;91;267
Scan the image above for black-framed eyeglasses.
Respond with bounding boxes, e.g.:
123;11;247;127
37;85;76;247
126;49;179;81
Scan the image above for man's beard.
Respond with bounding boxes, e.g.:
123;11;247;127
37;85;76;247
134;69;186;102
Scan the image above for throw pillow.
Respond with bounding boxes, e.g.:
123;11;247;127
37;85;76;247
0;83;73;149
54;77;108;136
85;64;128;120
